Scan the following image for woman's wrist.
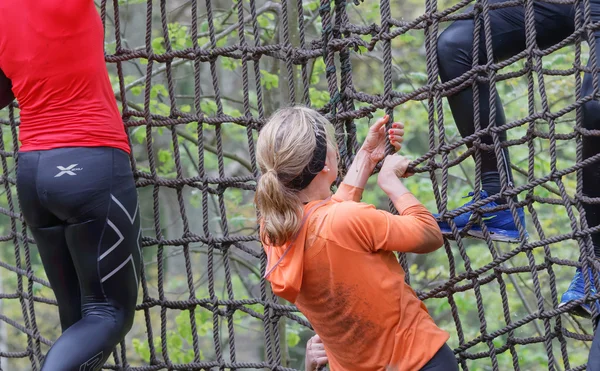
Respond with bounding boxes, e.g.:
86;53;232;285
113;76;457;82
377;172;409;200
377;172;396;193
340;149;377;189
355;148;378;170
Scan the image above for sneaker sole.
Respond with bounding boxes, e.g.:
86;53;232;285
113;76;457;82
467;229;527;244
439;226;527;243
558;301;592;319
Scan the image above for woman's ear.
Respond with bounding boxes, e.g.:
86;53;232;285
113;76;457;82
323;148;336;173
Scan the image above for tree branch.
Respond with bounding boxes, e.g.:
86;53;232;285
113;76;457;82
175;128;254;173
176;94;258;111
115;1;281;97
115;96;254;173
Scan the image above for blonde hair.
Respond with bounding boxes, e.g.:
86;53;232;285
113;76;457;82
255;106;336;246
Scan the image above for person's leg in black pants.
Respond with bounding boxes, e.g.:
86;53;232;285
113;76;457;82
437;0;600;317
17;147;141;371
17;157;83;333
589;318;600;370
559;4;600;317
435;0;574;243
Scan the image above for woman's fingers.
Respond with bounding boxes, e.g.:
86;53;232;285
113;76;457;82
313;350;327;358
306;334;328;371
315;357;329;366
370;115;390;133
388;133;404;151
401;171;415;178
388;128;404;137
311;346;325;353
388;124;405;151
389;133;404;143
380;154;411;178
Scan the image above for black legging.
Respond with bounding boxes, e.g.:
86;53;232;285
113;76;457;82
420;344;459;371
590;319;600;370
17;147;141;371
437;0;600;253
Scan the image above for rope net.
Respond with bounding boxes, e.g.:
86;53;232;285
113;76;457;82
0;0;599;369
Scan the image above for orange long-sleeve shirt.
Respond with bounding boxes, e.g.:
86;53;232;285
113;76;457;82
263;184;449;371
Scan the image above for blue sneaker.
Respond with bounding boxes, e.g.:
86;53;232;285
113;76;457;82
435;190;527;243
559;267;600;318
435;192;481;232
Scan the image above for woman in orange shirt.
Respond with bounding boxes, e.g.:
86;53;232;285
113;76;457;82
254;106;458;371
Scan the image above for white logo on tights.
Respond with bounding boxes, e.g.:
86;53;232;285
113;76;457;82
79;351;103;371
55;164;83;177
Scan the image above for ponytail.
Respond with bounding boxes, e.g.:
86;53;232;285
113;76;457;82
255;170;303;246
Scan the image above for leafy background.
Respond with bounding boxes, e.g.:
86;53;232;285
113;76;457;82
0;0;595;370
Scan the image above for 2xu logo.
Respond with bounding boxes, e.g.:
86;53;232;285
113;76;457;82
79;351;103;371
55;164;83;177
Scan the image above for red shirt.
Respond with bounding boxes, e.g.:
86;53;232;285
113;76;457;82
0;0;130;153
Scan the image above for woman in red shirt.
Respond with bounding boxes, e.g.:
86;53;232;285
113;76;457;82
254;106;458;370
0;1;140;370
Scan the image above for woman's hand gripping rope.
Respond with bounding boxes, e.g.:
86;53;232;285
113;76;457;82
360;114;404;166
305;334;328;371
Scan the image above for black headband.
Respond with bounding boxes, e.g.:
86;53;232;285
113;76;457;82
287;128;327;191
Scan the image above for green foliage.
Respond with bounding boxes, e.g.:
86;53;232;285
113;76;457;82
305;0;320;12
286;324;301;348
201;100;218;115
132;310;209;364
310;58;326;85
222;58;242;71
158;148;176;175
260;71;279;90
150;23;191;54
257;12;276;32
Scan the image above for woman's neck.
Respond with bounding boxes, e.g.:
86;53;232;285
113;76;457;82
298;183;331;204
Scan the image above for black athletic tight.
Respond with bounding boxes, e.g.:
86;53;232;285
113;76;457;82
420;336;600;370
422;338;600;370
17;147;141;371
437;0;600;253
420;344;459;371
590;319;600;370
